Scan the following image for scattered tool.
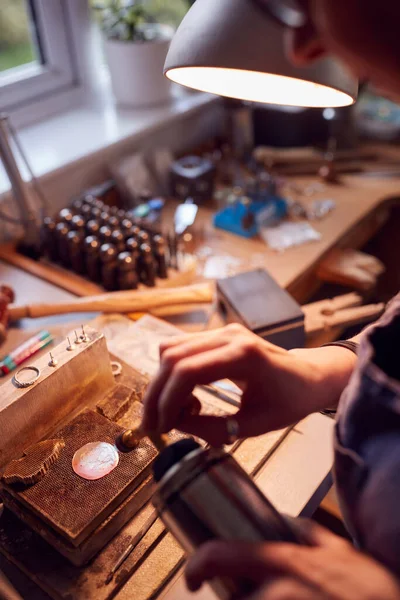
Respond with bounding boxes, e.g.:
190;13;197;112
200;383;241;408
38;194;175;291
303;293;385;335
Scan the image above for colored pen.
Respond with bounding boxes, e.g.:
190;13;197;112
0;330;53;376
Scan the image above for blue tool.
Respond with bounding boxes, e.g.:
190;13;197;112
214;194;287;238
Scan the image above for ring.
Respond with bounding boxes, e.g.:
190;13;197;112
225;417;240;445
13;366;41;388
111;361;122;377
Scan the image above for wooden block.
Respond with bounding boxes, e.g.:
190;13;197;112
0;327;115;468
2;439;65;486
2;410;157;547
1;476;154;567
97;384;135;422
217;269;305;350
320;487;344;522
116;400;144;431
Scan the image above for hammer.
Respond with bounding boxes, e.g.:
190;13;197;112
0;285;15;346
7;283;214;322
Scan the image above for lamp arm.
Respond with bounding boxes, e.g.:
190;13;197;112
0;115;41;252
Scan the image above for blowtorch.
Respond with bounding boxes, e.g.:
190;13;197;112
152;439;305;600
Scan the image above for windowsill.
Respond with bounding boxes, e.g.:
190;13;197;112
0;86;218;196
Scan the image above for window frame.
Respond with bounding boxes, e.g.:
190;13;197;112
0;0;88;128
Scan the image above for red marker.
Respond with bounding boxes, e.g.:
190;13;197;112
0;330;53;376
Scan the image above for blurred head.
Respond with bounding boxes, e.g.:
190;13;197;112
285;0;400;100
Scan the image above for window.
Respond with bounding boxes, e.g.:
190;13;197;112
0;0;83;127
0;0;194;128
0;0;39;74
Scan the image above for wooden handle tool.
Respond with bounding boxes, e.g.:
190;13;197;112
8;283;214;322
303;293;385;335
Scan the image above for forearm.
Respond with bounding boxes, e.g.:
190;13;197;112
289;342;358;410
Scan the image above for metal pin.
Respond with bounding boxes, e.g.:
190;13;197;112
74;330;82;344
66;337;76;351
80;325;89;343
48;352;58;368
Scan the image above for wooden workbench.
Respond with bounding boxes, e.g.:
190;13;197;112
1;173;400;307
0;262;335;600
0;170;399;599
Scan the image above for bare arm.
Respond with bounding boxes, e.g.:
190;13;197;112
142;325;361;444
289;335;360;409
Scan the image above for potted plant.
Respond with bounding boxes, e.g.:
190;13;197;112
93;0;186;107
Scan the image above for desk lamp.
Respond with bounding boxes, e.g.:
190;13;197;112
164;0;358;108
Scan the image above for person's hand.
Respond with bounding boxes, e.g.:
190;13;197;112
141;324;356;445
185;520;400;600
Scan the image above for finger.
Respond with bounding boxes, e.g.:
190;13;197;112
143;337;229;432
178;383;272;444
158;344;253;432
141;360;176;431
185;542;282;592
161;336;228;364
159;334;198;357
241;541;346;592
178;394;202;421
142;379;202;432
186;543;329;599
158;328;229;357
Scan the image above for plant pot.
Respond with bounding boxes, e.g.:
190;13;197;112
104;25;173;108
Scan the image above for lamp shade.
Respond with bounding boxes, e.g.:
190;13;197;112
164;0;358;108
